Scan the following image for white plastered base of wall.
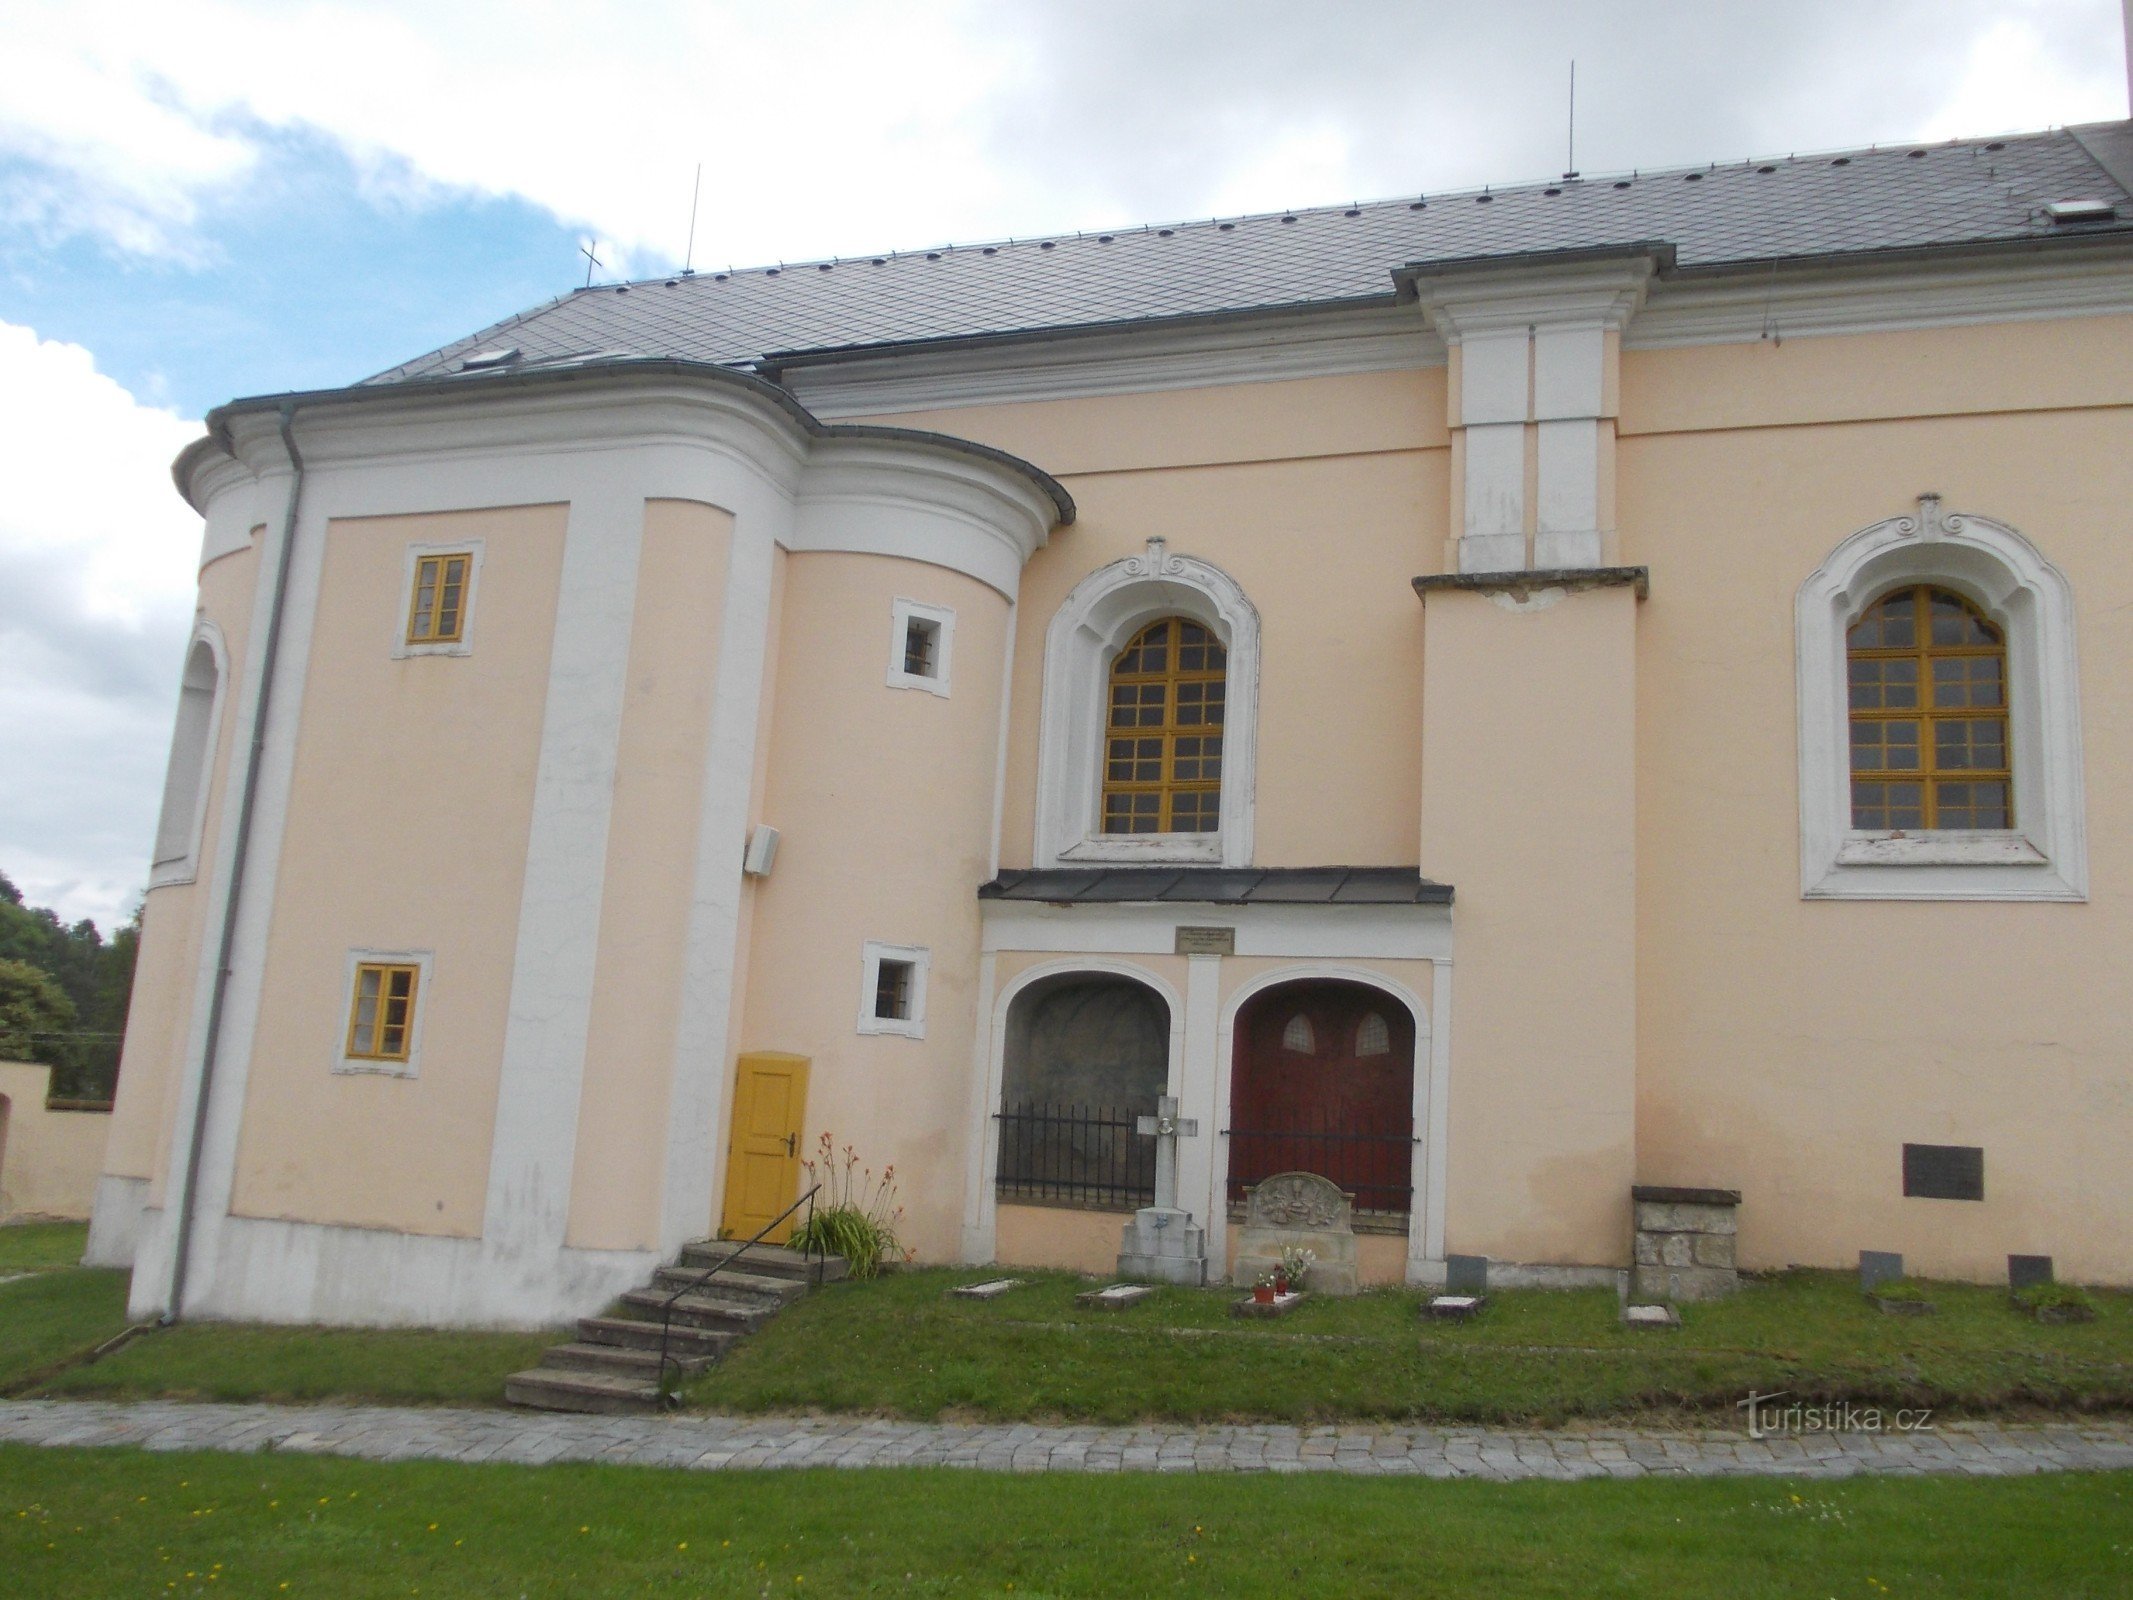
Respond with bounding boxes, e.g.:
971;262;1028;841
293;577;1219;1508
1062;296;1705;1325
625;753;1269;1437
127;1206;658;1330
85;1174;150;1267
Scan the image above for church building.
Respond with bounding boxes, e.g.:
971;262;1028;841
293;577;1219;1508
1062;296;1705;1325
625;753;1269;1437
87;114;2133;1326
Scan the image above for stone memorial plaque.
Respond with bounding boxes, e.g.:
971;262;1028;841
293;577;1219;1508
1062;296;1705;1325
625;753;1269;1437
1859;1250;1904;1291
1622;1303;1680;1328
1445;1254;1489;1294
1426;1294;1482;1321
951;1278;1024;1300
1076;1283;1157;1309
2008;1254;2054;1291
1174;925;1236;956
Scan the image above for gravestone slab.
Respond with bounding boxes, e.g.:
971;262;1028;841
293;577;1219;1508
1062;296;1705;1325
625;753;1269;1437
1859;1250;1904;1291
1622;1303;1680;1328
1230;1291;1307;1319
1445;1254;1489;1294
1232;1171;1360;1296
1426;1294;1483;1321
1075;1283;1157;1309
950;1278;1024;1300
2008;1254;2054;1291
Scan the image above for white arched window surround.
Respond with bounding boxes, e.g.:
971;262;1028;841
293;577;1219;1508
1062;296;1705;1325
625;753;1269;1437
148;621;228;890
1797;495;2084;902
1035;538;1260;867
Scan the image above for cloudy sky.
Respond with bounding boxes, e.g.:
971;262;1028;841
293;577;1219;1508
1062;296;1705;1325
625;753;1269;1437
0;0;2126;931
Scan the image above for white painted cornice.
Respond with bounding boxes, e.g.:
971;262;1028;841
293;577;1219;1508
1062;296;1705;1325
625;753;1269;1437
1406;253;1661;340
795;436;1060;597
1628;248;2133;347
782;303;1443;419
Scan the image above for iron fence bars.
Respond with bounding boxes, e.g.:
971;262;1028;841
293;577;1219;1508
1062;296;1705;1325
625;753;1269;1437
994;1100;1158;1210
1223;1115;1417;1215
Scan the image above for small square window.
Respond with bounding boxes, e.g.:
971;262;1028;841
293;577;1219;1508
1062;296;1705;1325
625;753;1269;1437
857;941;928;1038
408;553;471;644
395;542;484;658
339;953;430;1075
902;617;941;679
874;959;914;1021
887;599;954;696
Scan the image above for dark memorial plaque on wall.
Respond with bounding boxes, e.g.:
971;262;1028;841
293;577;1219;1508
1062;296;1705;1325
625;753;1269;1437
1902;1143;1984;1201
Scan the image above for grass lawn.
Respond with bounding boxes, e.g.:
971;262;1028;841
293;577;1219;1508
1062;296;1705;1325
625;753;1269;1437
0;1219;90;1272
5;1444;2131;1598
686;1267;2133;1425
0;1264;554;1408
0;1270;133;1391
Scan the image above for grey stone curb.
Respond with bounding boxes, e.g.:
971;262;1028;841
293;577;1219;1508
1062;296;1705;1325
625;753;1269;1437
3;1400;2131;1480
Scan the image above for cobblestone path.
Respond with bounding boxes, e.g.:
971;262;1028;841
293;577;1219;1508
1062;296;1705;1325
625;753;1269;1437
5;1400;2133;1479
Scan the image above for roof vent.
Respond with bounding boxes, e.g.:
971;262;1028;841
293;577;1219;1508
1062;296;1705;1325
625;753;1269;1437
2047;199;2117;224
459;347;521;371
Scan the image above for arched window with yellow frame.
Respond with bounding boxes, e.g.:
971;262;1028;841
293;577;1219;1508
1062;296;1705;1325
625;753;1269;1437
1101;617;1226;834
1847;585;2011;830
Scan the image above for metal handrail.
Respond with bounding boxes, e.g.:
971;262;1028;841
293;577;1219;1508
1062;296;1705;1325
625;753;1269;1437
655;1183;821;1404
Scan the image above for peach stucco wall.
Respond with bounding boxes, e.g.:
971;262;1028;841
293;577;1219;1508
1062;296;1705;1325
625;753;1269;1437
229;504;566;1236
565;501;733;1251
0;1063;111;1220
102;538;260;1208
1620;315;2133;1283
877;370;1446;870
736;550;1011;1261
1420;586;1640;1269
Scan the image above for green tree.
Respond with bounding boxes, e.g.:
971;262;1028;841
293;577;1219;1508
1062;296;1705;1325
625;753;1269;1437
0;870;137;1100
0;957;77;1064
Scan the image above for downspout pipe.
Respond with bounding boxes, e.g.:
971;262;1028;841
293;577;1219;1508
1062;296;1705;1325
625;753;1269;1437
164;402;306;1322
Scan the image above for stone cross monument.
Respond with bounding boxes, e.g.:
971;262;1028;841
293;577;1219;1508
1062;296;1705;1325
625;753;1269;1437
1116;1095;1209;1285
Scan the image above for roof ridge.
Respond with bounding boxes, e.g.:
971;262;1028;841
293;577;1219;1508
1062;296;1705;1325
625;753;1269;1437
591;128;2088;292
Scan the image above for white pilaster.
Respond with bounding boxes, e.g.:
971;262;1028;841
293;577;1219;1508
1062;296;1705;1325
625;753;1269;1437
1417;255;1655;578
959;952;1002;1263
1178;953;1223;1263
480;484;647;1265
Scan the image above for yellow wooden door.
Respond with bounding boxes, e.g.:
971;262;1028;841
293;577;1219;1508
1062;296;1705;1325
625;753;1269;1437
720;1052;809;1243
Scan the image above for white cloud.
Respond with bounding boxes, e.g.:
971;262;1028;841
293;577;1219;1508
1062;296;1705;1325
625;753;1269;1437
1;1;2123;273
0;320;201;930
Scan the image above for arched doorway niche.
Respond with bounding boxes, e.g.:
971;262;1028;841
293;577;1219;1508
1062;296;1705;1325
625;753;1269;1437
1227;978;1416;1220
997;971;1171;1212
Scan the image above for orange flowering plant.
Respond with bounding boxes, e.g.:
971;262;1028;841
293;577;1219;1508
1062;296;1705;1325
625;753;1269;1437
793;1132;904;1277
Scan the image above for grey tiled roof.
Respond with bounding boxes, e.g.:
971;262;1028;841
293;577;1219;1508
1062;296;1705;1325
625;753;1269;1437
367;126;2133;386
979;867;1451;906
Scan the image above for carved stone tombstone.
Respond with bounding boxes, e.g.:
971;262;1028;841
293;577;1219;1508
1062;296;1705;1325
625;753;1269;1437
1232;1171;1360;1296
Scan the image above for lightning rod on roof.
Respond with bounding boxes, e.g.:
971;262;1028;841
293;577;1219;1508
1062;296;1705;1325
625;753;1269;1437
1565;60;1579;181
685;162;702;274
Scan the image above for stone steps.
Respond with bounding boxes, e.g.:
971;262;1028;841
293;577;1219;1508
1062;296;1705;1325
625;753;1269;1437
505;1241;845;1414
678;1241;848;1283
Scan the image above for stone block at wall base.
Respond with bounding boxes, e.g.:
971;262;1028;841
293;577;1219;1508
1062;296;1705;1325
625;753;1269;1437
1234;1228;1361;1296
1631;1263;1736;1303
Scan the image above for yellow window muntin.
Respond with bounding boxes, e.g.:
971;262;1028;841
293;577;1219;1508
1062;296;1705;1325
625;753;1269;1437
1101;616;1226;835
406;552;472;644
1847;584;2011;831
346;961;420;1062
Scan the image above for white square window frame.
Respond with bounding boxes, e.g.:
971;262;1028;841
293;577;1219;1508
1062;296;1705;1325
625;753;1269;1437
1796;498;2085;902
857;940;930;1039
392;540;485;659
886;598;955;696
334;948;434;1077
